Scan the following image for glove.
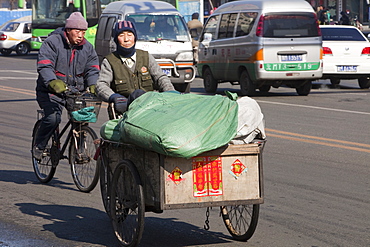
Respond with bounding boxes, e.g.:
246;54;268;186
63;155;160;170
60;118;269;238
48;79;67;94
109;93;128;113
89;85;96;95
67;85;80;94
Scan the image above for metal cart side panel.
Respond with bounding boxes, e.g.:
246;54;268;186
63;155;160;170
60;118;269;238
105;142;264;211
162;143;263;210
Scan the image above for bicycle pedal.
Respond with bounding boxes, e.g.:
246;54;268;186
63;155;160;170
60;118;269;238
75;156;91;164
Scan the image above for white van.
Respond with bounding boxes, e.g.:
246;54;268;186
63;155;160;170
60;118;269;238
95;0;195;93
197;0;323;96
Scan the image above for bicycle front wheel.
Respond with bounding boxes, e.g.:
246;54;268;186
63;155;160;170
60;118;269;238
110;160;145;247
220;204;260;241
31;120;58;183
69;125;99;192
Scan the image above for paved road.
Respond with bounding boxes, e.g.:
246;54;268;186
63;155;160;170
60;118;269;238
0;52;369;247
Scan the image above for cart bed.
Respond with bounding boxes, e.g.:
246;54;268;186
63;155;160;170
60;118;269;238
102;141;264;211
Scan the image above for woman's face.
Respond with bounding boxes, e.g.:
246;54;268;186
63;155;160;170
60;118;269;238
117;31;135;49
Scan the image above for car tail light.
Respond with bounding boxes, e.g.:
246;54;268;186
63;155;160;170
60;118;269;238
256;15;264;37
361;47;370;55
322;47;332;55
254;48;264;61
0;33;7;41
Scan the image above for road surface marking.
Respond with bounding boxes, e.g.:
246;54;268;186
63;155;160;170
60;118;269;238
257;100;370;115
267;128;370;153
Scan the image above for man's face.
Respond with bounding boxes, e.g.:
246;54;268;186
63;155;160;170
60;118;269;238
66;29;86;45
117;31;135;49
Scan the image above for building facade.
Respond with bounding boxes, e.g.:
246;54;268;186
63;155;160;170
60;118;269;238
205;0;369;25
1;0;368;25
309;0;368;24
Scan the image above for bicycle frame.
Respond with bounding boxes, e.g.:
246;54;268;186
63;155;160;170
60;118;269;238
37;110;84;161
56;120;86;160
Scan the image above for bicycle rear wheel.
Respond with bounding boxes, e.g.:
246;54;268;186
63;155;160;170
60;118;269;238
69;125;99;192
31;120;58;183
220;204;260;241
110;160;145;247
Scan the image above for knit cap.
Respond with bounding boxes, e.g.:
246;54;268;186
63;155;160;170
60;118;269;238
113;20;137;42
65;12;88;30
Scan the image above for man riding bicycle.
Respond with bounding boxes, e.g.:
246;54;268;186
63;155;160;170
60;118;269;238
32;12;100;160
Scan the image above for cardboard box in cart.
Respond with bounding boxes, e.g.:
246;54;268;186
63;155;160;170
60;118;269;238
105;142;264;211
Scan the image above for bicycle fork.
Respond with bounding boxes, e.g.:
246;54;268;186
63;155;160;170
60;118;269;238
71;124;91;163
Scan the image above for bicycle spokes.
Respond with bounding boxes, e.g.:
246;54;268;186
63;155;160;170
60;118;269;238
70;125;99;193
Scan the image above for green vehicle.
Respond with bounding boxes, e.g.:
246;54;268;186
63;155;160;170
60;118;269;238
19;0;102;50
18;0;179;50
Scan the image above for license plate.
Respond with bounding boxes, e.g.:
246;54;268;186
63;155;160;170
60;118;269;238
281;55;303;62
162;69;171;76
337;66;357;72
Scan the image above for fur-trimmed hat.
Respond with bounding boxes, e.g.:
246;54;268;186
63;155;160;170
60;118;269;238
65;12;88;30
113;20;137;42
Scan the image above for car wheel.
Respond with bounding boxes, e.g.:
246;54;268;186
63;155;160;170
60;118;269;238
330;78;340;86
239;70;255;96
203;67;217;94
358;77;370;89
0;49;12;56
296;80;312;96
259;85;271;92
174;83;190;93
16;42;30;55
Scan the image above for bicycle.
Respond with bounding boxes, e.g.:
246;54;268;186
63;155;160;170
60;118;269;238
31;91;102;192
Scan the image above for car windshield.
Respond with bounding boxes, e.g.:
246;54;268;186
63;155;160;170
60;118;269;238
1;22;20;32
126;14;190;42
321;28;367;41
263;12;319;38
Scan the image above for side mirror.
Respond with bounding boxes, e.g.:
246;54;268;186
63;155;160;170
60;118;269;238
203;33;212;42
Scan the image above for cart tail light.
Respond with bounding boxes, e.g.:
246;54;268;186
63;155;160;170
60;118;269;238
256;15;264;37
0;33;7;41
361;47;370;55
322;47;332;55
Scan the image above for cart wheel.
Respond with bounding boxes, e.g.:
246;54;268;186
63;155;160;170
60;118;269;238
110;160;145;247
99;150;112;216
220;204;259;241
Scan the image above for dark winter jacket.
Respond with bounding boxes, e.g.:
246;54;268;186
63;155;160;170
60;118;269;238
36;27;100;93
339;11;350;25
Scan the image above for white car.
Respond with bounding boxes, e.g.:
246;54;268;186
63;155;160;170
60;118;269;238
320;25;370;89
0;21;32;56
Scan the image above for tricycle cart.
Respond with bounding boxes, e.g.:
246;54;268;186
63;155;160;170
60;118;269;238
98;139;265;247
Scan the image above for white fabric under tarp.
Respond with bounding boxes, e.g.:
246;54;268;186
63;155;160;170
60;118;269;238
230;96;266;144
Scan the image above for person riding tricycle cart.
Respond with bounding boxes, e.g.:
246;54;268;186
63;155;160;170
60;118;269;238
96;91;266;246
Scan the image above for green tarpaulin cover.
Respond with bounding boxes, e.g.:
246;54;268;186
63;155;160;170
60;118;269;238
101;91;238;159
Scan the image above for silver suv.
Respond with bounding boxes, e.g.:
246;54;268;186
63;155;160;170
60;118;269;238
0;21;32;56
